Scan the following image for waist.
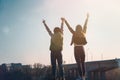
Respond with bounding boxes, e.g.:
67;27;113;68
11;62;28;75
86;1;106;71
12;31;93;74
74;43;83;47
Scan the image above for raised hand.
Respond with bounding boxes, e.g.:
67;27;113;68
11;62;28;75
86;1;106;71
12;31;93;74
43;19;45;23
87;13;89;19
61;17;65;22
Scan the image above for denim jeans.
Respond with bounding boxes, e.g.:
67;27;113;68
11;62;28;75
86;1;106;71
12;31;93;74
51;51;63;78
74;46;85;77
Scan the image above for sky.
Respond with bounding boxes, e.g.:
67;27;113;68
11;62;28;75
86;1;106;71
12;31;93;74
0;0;120;65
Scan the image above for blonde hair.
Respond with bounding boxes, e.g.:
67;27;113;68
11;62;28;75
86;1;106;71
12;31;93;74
75;25;82;32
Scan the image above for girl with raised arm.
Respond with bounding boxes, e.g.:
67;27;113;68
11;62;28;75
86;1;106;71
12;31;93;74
62;14;89;80
43;18;65;80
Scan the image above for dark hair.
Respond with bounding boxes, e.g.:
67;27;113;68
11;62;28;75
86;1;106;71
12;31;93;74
54;27;61;33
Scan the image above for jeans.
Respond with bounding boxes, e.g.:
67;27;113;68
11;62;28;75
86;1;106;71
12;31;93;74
74;46;85;77
51;51;63;78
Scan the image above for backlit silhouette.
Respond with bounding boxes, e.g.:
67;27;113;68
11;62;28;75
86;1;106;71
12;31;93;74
42;19;65;80
61;13;89;80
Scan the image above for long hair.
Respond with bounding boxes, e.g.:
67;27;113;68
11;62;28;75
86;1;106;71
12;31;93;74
70;24;87;45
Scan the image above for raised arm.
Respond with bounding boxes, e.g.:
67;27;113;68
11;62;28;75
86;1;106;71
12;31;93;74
42;20;53;37
62;18;74;34
83;13;89;33
60;18;64;34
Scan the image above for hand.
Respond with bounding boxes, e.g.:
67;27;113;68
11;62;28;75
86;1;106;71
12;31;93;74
61;17;65;22
87;13;89;19
43;20;45;23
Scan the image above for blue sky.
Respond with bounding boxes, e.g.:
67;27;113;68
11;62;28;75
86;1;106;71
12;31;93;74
0;0;120;65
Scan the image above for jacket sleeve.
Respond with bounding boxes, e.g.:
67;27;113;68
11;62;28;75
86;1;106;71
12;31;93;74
61;20;64;34
43;22;53;37
83;16;88;34
64;20;74;34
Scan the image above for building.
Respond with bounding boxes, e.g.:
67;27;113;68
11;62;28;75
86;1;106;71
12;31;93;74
64;58;120;80
10;63;22;71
